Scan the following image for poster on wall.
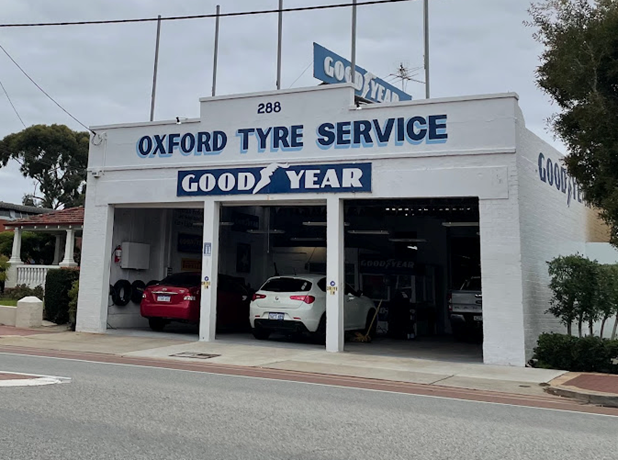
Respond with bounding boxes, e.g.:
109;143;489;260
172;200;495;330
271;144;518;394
181;258;201;272
236;243;251;273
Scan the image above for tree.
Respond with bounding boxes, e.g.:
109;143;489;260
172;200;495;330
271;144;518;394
0;124;89;209
547;254;600;336
597;264;618;337
0;255;9;286
528;1;618;245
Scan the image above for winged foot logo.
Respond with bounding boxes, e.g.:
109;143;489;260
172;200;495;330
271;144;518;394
177;163;372;196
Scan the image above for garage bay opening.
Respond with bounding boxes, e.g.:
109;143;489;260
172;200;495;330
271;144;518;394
343;198;483;362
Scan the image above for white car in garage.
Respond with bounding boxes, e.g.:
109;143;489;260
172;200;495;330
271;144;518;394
250;274;376;341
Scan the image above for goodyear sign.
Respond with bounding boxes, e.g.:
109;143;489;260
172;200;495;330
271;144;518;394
177;163;372;196
313;42;412;104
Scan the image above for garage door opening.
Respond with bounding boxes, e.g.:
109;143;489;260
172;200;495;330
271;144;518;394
343;198;483;362
217;203;331;346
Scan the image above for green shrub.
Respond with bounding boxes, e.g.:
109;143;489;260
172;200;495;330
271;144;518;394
44;268;80;324
4;284;44;301
533;333;618;374
67;280;79;330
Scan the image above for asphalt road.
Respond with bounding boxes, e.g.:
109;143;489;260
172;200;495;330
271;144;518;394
0;353;616;460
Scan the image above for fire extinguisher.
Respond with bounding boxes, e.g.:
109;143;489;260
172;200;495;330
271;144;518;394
114;245;122;263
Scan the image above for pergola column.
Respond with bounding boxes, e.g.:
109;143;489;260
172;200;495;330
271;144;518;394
59;228;78;268
6;227;22;288
52;234;63;265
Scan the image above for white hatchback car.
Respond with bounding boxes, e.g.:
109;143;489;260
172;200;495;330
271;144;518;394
249;274;376;341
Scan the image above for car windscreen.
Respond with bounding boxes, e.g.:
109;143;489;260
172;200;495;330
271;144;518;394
159;272;201;288
260;277;312;293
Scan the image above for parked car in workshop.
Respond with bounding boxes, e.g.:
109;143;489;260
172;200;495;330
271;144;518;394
448;276;483;341
249;274;376;341
140;272;251;332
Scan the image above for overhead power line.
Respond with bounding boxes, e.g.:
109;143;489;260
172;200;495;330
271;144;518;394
0;77;26;128
0;0;408;28
0;44;93;133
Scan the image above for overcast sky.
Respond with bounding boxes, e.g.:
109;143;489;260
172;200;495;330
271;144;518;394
0;0;556;206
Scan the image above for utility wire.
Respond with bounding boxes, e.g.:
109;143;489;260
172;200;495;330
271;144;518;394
0;77;26;128
288;61;313;89
0;44;93;133
0;0;408;28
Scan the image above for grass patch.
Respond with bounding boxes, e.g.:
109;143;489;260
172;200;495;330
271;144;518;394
0;298;18;306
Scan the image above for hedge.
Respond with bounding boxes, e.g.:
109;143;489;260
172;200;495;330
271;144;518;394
533;333;618;374
44;268;80;324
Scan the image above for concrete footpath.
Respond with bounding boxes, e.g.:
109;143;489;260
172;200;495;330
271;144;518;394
0;325;573;398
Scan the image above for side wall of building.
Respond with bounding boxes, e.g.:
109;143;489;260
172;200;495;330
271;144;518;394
516;127;610;358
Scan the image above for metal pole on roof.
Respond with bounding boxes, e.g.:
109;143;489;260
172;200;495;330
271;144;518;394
276;0;283;90
149;15;162;122
350;0;357;86
424;0;430;99
212;5;221;97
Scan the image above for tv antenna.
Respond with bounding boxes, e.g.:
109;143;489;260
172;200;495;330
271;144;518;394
388;63;424;92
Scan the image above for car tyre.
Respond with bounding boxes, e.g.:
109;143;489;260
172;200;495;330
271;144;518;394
252;328;271;340
312;314;327;344
148;318;167;332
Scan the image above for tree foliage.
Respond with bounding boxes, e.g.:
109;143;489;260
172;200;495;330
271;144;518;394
547;254;600;335
528;0;618;244
0;124;89;209
0;231;55;264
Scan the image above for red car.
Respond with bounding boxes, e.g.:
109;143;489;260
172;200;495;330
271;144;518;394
140;272;251;332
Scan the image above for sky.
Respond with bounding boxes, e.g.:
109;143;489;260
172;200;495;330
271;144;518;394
0;0;558;206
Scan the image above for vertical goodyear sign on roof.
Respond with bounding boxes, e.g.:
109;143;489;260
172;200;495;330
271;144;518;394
313;43;412;104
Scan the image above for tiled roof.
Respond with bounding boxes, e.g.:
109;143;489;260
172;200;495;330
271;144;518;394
0;201;52;215
5;206;84;228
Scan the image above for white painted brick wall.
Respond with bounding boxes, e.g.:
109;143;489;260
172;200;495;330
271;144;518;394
516;127;610;359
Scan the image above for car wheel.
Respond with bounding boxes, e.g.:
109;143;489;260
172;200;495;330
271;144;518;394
364;309;377;339
252;328;271;340
312;314;327;344
148;318;167;332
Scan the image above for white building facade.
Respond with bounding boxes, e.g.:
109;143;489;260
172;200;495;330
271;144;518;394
75;84;609;366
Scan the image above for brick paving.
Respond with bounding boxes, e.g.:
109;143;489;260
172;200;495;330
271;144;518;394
565;374;618;394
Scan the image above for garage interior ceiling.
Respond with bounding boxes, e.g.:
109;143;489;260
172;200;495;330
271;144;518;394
219;198;479;249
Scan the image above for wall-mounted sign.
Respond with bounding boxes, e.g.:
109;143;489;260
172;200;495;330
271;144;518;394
181;258;201;272
313;43;412;104
177;233;202;254
136;115;447;160
177;162;371;197
537;153;585;207
359;255;416;275
232;211;259;232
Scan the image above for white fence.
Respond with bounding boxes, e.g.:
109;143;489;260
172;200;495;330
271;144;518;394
15;265;58;289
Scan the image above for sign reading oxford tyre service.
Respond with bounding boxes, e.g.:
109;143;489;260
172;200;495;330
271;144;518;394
177;163;371;196
313;43;412;104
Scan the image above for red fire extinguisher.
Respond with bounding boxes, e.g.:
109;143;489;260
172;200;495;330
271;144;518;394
114;245;122;263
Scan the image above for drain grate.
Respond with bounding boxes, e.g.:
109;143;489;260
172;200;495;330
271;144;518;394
169;352;221;360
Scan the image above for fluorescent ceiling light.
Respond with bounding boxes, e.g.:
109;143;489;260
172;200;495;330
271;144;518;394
347;230;390;235
247;229;285;234
220;221;234;226
407;245;418;251
302;221;349;226
389;238;427;243
290;237;325;242
302;221;327;227
441;222;479;227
